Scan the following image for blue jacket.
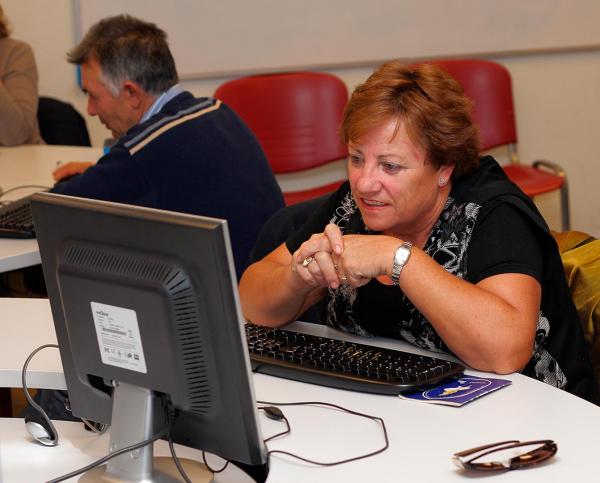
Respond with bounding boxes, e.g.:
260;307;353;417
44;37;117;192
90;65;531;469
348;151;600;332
52;92;284;276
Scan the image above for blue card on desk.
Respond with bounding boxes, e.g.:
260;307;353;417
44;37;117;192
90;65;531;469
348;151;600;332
399;375;511;407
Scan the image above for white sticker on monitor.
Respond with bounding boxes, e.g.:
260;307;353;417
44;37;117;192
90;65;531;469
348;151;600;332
91;302;147;373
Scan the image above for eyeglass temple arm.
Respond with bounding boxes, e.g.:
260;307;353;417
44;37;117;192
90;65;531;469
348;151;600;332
453;440;520;458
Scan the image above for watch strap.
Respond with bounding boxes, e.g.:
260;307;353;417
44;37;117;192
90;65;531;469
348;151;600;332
390;241;413;285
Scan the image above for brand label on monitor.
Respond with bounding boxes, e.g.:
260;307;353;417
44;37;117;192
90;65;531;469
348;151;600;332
91;302;147;373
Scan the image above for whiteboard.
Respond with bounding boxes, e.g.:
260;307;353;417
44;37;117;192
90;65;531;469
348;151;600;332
75;0;600;79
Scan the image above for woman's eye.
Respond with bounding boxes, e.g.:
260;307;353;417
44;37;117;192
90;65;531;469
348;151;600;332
349;155;363;165
382;162;401;173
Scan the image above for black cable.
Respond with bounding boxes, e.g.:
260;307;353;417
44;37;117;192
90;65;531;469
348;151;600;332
167;433;193;483
22;344;60;445
45;425;170;482
202;450;230;473
0;184;50;199
22;345;109;438
259;406;291;442
257;400;389;467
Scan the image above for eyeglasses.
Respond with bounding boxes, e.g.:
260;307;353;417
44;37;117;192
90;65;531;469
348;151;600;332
453;440;557;471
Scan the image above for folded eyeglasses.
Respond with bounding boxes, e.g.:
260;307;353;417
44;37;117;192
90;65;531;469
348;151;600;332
453;440;557;471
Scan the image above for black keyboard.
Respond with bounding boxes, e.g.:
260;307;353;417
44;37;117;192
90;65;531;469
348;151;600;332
245;323;464;395
0;196;35;238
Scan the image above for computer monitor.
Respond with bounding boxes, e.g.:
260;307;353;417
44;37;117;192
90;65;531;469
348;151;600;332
31;192;267;482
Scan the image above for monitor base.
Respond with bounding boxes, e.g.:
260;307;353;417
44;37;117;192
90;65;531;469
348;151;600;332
80;456;213;482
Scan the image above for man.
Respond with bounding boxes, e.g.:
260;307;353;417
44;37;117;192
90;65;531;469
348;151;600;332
52;14;284;276
24;14;284;429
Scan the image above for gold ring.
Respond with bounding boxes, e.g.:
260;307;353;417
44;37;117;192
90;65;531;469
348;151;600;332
302;256;314;268
340;274;347;281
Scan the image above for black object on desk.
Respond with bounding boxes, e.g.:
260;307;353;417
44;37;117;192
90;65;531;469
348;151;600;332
0;195;35;238
246;323;465;395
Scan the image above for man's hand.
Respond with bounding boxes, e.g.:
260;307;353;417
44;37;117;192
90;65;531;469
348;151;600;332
53;161;94;181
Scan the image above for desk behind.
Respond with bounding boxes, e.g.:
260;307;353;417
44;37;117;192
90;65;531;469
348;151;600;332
0;145;101;273
0;145;101;199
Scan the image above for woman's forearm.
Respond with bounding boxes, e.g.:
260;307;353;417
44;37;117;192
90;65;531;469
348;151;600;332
239;258;320;326
398;248;540;373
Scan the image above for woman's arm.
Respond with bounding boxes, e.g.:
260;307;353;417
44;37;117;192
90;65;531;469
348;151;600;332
0;40;39;145
398;248;539;373
339;233;540;374
239;243;323;326
239;223;348;326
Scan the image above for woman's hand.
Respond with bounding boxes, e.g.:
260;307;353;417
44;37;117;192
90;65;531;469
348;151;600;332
292;224;345;290
292;224;404;290
337;234;401;287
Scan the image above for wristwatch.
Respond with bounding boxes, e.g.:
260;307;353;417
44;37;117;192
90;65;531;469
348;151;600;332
390;241;413;285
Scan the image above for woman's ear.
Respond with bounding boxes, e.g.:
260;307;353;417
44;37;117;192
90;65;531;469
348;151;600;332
438;164;455;187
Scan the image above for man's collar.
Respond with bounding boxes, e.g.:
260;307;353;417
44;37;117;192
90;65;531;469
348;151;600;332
140;84;185;124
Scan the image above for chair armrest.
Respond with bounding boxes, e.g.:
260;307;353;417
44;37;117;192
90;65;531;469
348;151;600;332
532;160;566;178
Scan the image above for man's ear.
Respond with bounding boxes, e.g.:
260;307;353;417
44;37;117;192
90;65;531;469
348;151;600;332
121;81;145;109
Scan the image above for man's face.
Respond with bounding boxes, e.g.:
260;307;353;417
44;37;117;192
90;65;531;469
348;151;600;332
80;58;139;139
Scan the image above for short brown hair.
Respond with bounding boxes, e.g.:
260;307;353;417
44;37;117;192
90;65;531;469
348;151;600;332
341;60;480;179
0;5;11;38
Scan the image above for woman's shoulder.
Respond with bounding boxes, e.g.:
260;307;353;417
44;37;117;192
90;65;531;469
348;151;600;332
0;37;35;65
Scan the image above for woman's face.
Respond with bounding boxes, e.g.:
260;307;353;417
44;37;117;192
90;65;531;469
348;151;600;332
347;118;454;237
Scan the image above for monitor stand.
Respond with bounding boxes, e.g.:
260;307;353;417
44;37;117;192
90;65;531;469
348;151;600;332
80;381;213;483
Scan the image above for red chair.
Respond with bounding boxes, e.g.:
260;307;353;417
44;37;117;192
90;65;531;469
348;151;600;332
423;59;570;230
215;72;348;205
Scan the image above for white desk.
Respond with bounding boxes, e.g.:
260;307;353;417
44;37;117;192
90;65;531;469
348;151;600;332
0;145;101;198
2;298;600;482
0;298;64;389
0;145;101;273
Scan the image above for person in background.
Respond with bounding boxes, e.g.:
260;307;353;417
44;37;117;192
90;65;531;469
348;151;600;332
51;14;284;277
0;3;42;145
25;13;284;424
239;60;599;404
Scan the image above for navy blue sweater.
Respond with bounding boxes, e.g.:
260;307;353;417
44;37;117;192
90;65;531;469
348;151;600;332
52;92;284;276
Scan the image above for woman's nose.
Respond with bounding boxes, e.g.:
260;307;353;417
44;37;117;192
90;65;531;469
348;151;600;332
354;163;381;193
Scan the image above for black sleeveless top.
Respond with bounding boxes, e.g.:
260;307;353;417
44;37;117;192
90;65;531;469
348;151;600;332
287;156;599;404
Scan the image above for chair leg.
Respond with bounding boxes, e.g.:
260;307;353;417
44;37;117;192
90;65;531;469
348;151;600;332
533;160;570;231
560;178;570;231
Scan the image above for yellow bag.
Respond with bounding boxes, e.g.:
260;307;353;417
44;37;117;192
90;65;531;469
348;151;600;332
553;230;600;386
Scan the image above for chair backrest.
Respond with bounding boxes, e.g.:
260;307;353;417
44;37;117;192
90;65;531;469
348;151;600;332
215;72;348;173
37;96;91;146
422;59;517;151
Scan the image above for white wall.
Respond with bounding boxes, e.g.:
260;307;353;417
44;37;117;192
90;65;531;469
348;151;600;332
4;0;599;236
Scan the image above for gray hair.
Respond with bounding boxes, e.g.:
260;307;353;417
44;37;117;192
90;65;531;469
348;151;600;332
67;14;178;95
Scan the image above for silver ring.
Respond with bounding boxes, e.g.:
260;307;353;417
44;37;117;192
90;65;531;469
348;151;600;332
301;256;314;268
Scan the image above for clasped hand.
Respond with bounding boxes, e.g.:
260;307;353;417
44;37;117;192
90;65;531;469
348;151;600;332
292;223;401;290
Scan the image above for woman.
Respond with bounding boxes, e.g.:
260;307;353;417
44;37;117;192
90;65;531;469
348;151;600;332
0;4;42;145
240;60;599;404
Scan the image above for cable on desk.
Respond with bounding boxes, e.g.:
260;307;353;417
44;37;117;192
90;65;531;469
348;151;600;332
46;424;171;483
257;399;389;467
0;184;50;202
22;345;109;439
22;344;60;445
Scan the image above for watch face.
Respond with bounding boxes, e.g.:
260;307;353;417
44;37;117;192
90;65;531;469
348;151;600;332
394;247;410;264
